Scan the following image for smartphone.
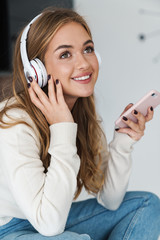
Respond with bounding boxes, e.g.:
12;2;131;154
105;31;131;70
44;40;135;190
115;89;160;128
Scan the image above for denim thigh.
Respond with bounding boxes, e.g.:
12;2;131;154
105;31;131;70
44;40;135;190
66;191;160;240
1;191;160;240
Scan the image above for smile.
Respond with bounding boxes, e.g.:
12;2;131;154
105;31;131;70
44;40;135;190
72;74;92;81
72;74;91;81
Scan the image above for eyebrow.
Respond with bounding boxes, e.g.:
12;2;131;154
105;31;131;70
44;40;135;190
54;39;94;52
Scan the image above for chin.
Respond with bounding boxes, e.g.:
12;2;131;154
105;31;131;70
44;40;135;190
79;90;94;98
80;87;95;97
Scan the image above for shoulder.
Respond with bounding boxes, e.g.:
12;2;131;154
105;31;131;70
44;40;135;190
1;97;36;127
1;97;29;119
0;97;39;143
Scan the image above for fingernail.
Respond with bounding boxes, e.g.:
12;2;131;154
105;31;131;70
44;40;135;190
150;106;153;111
27;83;31;88
47;74;51;80
115;128;119;131
56;79;59;84
28;76;33;82
134;110;138;115
122;116;128;121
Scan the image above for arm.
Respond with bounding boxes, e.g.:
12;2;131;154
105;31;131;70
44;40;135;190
97;104;154;210
0;120;80;236
97;131;135;210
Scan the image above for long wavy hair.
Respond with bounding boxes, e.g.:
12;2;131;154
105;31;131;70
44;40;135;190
0;7;105;199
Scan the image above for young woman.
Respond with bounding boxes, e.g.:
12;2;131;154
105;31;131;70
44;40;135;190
0;7;160;240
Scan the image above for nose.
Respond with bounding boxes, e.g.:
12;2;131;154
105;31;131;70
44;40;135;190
75;53;90;70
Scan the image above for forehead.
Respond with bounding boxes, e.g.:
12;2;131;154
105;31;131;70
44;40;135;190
50;22;91;47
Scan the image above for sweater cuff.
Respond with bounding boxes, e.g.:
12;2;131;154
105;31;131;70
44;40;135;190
49;122;78;148
110;131;136;153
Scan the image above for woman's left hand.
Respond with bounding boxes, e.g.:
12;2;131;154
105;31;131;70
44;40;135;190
116;104;154;141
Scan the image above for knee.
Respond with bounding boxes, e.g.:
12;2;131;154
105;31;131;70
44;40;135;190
145;192;160;210
143;191;159;203
64;232;92;240
126;191;160;212
81;234;92;240
79;234;92;240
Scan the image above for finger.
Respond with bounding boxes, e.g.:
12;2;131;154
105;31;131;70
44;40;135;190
120;103;133;116
28;83;46;113
121;116;144;133
131;110;146;131
116;127;143;141
48;75;57;103
30;77;49;106
55;79;65;104
145;106;154;122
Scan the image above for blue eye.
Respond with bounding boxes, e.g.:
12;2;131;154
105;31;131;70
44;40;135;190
60;51;71;59
84;46;94;54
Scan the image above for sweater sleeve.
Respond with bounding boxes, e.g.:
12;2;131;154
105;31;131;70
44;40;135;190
0;121;80;236
97;131;136;210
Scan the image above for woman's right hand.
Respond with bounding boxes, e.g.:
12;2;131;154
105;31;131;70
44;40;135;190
28;75;74;125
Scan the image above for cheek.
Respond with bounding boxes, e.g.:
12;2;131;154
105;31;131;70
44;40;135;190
92;60;99;80
89;56;99;74
48;62;73;80
94;58;99;72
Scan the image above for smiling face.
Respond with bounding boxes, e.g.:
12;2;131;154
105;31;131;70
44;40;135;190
44;21;99;108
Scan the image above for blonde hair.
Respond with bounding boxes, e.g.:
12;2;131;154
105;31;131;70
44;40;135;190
0;7;105;199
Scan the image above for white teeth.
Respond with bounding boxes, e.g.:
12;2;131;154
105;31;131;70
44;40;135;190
73;75;90;81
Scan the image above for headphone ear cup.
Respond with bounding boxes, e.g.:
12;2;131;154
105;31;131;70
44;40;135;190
30;58;48;88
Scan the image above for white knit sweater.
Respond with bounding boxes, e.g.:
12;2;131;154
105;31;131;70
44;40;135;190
0;100;136;236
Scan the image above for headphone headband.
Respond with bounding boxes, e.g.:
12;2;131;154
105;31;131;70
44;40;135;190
20;13;47;88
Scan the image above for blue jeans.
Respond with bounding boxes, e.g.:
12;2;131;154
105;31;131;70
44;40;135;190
0;191;160;240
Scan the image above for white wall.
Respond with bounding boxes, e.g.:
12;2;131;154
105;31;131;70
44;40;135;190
74;0;160;197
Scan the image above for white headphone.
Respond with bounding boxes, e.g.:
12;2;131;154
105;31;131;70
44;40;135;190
20;13;101;88
20;14;47;88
